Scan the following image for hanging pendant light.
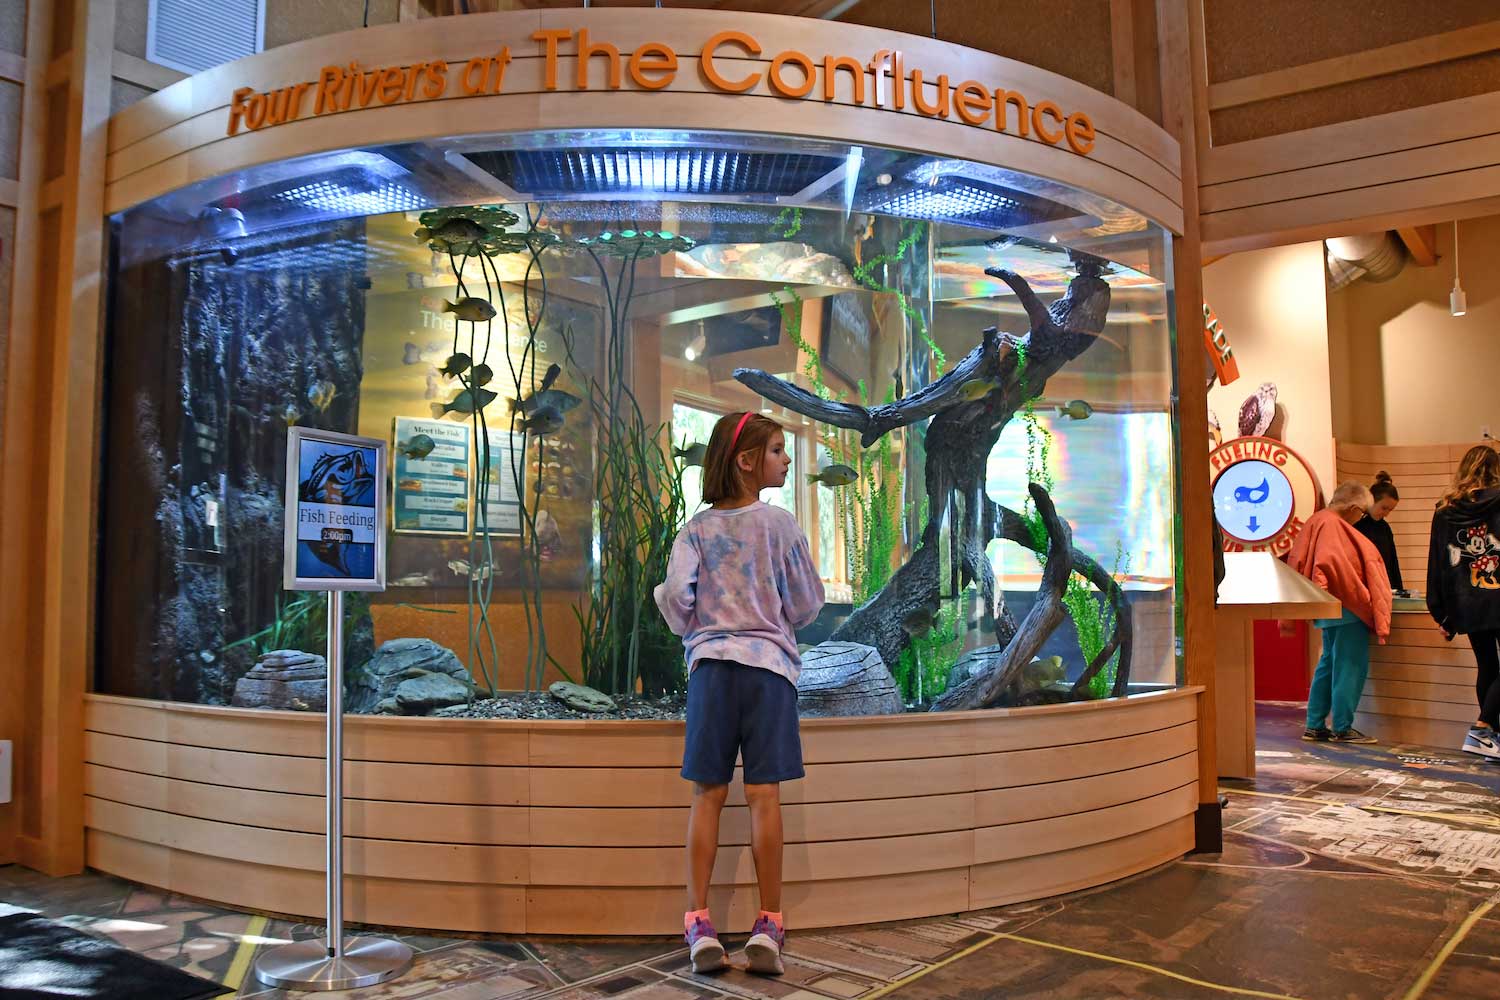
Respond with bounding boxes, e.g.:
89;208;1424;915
1451;219;1467;317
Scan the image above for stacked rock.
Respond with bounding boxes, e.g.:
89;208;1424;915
230;649;327;711
347;637;473;716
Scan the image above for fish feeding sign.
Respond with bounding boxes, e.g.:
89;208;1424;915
284;427;387;591
392;417;471;536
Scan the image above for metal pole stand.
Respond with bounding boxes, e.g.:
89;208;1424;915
255;591;414;991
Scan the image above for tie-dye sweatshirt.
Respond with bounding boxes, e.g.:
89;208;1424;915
654;501;826;685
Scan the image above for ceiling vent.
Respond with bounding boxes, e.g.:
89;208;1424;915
147;0;264;75
1325;232;1406;292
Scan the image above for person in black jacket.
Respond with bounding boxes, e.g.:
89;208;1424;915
1356;471;1402;594
1427;445;1500;759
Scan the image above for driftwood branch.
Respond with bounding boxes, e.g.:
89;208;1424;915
990;500;1134;698
735;327;1015;448
930;484;1071;711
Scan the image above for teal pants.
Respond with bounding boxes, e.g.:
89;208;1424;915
1307;610;1371;733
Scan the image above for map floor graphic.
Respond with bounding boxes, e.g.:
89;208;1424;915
4;702;1498;999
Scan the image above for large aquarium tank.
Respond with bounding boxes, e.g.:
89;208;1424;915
97;131;1181;718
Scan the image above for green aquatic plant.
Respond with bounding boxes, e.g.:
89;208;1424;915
852;220;945;373
892;597;963;704
557;224;695;698
223;591;372;666
1016;339;1129;699
771;205;804;239
771;286;903;603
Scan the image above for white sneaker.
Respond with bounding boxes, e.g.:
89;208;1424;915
743;915;785;976
686;916;727;974
1462;727;1500;759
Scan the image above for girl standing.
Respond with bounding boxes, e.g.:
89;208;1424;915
654;411;824;976
1427;445;1500;759
1289;481;1392;743
1355;471;1403;594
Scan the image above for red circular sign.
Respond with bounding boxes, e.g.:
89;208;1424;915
1208;436;1324;557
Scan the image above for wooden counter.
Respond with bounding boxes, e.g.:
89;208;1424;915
1356;605;1479;748
82;689;1203;936
1214;552;1340;778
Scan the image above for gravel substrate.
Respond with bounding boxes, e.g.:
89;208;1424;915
431;691;689;721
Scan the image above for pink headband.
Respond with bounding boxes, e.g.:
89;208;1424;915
730;411;754;448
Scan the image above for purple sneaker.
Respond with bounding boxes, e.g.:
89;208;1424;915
685;915;727;973
744;915;785;976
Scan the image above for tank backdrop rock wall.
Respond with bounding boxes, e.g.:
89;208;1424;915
98;220;373;704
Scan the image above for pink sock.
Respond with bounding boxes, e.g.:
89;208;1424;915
759;910;783;928
685;908;712;931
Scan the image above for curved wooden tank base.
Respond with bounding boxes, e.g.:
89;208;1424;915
83;688;1201;936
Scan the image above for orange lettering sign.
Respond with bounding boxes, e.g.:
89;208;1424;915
224;24;1101;159
1202;303;1240;387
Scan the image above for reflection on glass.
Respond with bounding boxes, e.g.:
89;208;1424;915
97;130;1178;717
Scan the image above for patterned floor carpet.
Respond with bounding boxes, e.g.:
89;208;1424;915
4;703;1498;999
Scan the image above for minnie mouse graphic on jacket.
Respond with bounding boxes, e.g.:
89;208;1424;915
1428;486;1500;635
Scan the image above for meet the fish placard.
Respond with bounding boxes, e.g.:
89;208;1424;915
393;417;471;536
283;427;387;592
475;429;525;536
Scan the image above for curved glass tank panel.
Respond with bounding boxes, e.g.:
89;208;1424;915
98;129;1179;715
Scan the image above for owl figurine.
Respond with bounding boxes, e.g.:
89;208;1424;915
1238;382;1279;439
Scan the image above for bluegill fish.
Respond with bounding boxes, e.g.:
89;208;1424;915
509;365;574;414
510;389;581;418
470;363;494;386
307;380;336;411
807;464;858;487
399;434;436;460
901;606;936;637
1056;399;1094;420
414;218;487;245
673;442;707;467
957;377;1001;402
439;353;471;378
432;387;498;418
516;407;565;436
443;297;497;323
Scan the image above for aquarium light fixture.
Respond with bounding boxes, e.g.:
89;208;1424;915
272;180;426;216
871;183;1020;221
463;147;845;199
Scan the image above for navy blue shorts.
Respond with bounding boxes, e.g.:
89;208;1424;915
682;659;804;786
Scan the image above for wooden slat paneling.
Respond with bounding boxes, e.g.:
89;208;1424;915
82;691;1200;934
1200;93;1500;254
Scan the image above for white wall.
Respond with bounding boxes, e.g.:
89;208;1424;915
1203;242;1336;493
1327;216;1500;446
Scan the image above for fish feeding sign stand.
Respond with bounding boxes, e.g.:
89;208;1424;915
255;427;412;991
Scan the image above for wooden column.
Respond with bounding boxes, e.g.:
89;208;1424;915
0;0;48;870
1155;0;1220;852
0;0;116;875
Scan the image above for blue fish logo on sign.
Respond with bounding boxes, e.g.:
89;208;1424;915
1233;478;1270;504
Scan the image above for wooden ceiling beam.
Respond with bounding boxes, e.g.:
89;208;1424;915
1396;224;1438;267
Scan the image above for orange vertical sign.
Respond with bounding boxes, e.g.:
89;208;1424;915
1202;303;1239;386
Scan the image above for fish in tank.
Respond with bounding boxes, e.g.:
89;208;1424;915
95;132;1180;717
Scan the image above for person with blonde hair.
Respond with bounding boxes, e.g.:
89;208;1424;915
1288;480;1392;743
1427;444;1500;759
